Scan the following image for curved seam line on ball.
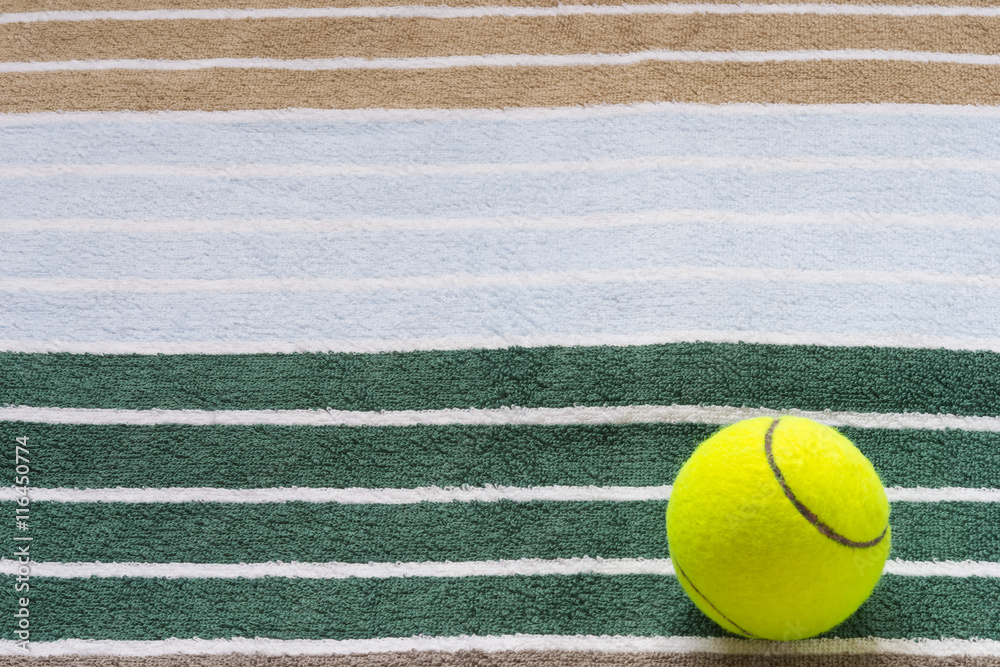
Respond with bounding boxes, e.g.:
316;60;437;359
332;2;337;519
764;417;888;549
675;562;759;639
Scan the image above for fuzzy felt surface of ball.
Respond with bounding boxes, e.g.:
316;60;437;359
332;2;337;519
665;415;891;641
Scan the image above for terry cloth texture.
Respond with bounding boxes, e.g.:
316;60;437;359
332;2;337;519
1;0;1000;664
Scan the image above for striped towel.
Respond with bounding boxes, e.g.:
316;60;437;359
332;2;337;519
1;0;1000;666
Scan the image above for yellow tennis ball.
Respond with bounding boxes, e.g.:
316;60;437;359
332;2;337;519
665;416;891;641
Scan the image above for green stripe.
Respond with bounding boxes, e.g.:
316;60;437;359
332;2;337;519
5;574;997;642
3;422;712;489
845;427;1000;490
3;422;999;490
4;343;1000;415
2;501;992;563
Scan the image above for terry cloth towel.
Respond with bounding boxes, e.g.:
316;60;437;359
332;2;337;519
1;0;999;666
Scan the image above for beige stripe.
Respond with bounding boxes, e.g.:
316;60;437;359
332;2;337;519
1;651;999;667
4;15;1000;62
2;61;999;112
5;0;1000;12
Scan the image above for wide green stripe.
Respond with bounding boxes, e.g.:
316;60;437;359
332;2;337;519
6;501;664;564
2;422;999;490
4;343;1000;415
847;427;1000;490
2;501;992;563
5;574;997;642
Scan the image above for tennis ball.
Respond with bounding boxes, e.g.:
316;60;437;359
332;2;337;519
665;416;890;641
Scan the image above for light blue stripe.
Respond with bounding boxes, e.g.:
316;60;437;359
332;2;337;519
2;111;999;165
3;282;999;342
3;169;1000;219
3;223;1000;279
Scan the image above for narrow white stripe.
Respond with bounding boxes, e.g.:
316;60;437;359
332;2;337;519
0;484;994;504
3;3;1000;23
885;558;1000;578
0;557;994;580
1;635;998;658
7;156;1000;177
4;210;1000;234
0;484;675;504
0;556;676;579
4;404;1000;431
6;330;1000;355
5;103;1000;126
3;50;999;73
885;486;1000;503
5;267;1000;293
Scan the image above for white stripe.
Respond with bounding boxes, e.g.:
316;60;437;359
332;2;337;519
0;556;676;579
2;211;1000;234
3;50;999;73
3;3;1000;23
885;558;1000;578
0;484;995;504
4;403;1000;431
6;330;1000;355
5;103;1000;126
0;484;674;504
0;557;994;580
1;635;998;657
5;267;1000;293
7;156;1000;177
885;486;1000;503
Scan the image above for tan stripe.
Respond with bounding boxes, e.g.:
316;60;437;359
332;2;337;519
4;15;1000;62
4;0;1000;12
1;651;999;667
2;61;1000;112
